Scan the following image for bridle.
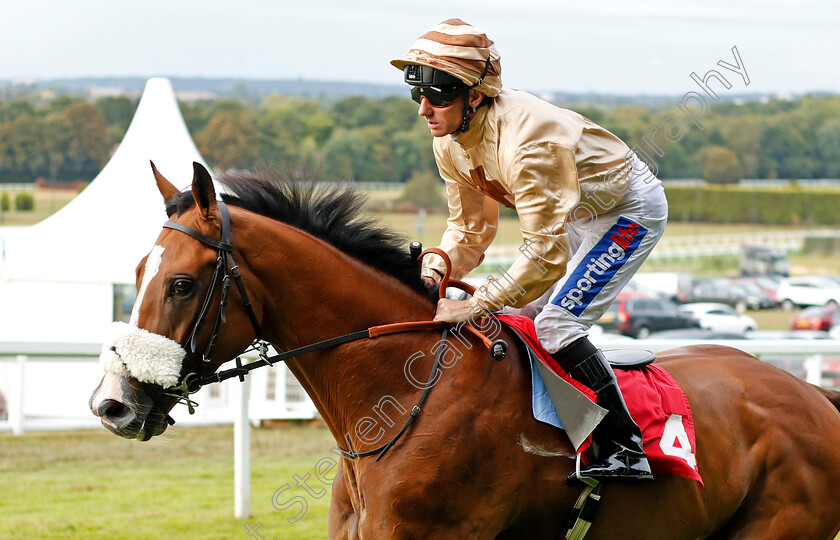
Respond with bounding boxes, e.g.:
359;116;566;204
163;201;262;364
158;200;498;460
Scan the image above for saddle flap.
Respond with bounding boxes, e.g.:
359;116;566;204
603;349;655;369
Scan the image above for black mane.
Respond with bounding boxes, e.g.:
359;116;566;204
166;169;431;299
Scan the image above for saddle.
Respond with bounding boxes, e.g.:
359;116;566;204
603;349;655;369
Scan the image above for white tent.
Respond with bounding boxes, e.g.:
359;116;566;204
0;78;207;342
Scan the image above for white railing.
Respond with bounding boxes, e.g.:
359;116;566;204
0;182;37;191
0;342;317;435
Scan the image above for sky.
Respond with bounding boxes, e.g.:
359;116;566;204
0;0;837;96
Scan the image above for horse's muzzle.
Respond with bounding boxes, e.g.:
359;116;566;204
90;372;166;440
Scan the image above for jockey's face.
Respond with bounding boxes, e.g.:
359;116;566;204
417;89;484;137
417;93;465;137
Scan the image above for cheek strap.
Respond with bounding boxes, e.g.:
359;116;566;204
99;321;186;388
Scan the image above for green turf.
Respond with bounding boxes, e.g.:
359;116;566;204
0;188;79;226
4;425;839;538
0;426;336;539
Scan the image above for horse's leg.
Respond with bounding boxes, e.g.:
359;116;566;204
711;450;840;540
327;464;359;540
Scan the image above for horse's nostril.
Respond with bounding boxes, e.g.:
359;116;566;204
97;399;135;428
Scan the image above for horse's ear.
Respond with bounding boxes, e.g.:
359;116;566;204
191;161;218;222
151;161;180;201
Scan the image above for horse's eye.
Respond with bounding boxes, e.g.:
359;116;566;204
171;279;194;296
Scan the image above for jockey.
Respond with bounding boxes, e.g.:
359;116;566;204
392;19;668;483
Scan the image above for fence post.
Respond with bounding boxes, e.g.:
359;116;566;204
234;375;252;518
804;354;823;386
9;355;26;435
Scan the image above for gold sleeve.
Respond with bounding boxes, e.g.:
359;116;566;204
423;175;499;281
471;142;579;310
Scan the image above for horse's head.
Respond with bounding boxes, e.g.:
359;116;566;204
89;162;261;440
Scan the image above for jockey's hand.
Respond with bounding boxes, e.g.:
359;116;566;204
433;298;475;323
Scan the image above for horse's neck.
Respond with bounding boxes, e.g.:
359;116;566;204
244;219;433;341
240;217;438;437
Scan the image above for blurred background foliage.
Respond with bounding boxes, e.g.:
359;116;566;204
0;90;838;188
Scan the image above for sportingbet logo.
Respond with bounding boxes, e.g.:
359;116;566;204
552;217;648;316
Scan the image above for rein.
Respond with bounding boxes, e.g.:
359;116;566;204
160;201;492;460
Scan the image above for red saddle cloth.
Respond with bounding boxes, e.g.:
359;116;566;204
498;315;703;486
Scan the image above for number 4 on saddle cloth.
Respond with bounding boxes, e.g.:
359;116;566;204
497;315;703;486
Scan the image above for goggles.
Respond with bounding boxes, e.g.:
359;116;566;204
410;85;465;107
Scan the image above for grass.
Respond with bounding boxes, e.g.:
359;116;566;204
0;188;80;226
745;308;799;331
4;424;839;539
0;425;336;540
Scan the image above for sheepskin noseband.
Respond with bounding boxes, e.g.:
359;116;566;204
100;321;186;388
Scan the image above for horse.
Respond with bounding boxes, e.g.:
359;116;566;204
89;162;840;539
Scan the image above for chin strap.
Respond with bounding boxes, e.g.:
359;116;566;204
457;95;476;133
455;56;492;134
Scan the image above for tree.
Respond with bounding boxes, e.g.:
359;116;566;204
95;96;135;146
195;107;260;169
0;100;35;122
400;170;445;210
721;115;761;178
380;97;422;135
14;191;34;211
331;96;383;129
322;126;396;183
179;101;212;135
392;127;435;182
257;95;335;167
57;102;109;179
816;117;840;178
758;122;815;179
8;113;47;179
703;146;743;184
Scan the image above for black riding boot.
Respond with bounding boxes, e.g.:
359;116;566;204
552;337;653;484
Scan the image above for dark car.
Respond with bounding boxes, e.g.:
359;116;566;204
685;278;773;311
728;276;782;304
725;281;777;310
599;295;701;339
790;305;840;331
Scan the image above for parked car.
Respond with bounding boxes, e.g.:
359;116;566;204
790;305;840;331
680;302;758;333
823;275;840;287
776;276;840;310
725;280;777;310
728;276;782;304
685;278;753;311
599;295;700;339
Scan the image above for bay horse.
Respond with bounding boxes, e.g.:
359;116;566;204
90;162;840;539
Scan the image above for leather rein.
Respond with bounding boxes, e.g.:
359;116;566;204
160;201;491;460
